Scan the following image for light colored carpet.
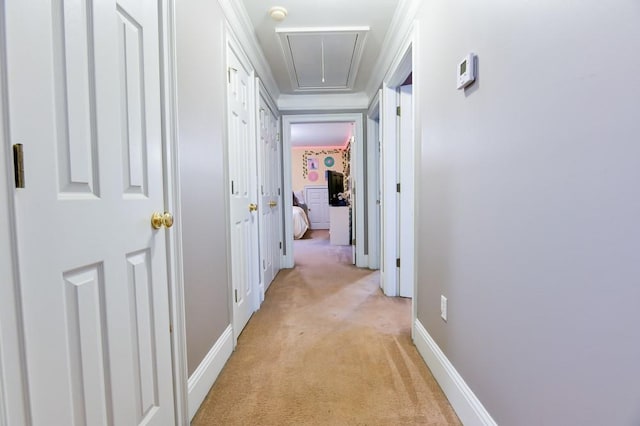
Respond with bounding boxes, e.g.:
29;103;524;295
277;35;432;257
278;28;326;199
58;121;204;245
192;230;460;425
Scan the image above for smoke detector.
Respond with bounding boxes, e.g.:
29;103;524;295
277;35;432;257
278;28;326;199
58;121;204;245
269;6;287;21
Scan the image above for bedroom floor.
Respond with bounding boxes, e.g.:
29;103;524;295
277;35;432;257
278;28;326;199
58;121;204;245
294;229;352;266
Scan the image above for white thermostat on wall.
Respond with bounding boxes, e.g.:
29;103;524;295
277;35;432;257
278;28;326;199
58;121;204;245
457;53;476;89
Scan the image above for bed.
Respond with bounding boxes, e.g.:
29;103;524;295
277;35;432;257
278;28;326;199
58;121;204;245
292;206;310;239
292;191;310;239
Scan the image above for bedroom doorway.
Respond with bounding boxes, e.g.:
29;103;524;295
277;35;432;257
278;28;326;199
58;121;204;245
282;113;366;269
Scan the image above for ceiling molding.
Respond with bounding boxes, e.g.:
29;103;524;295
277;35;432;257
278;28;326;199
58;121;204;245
218;0;281;101
278;93;369;111
365;0;422;100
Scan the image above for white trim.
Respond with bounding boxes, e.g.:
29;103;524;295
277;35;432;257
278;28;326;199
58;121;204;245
281;115;294;268
254;77;264;312
379;28;415;298
282;113;366;268
351;116;367;268
380;83;398;297
258;79;279;120
217;0;280;102
366;110;380;270
413;320;497;426
367;90;380;119
275;26;370;34
187;325;234;421
411;23;420;338
278;93;369;111
0;5;29;423
159;1;189;424
365;0;422;99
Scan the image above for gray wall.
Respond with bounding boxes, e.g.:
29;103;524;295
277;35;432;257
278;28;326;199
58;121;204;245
414;1;640;424
175;0;230;376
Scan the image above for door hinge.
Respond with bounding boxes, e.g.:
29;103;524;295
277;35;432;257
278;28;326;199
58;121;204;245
263;259;266;269
169;323;173;334
279;241;282;249
234;289;238;303
352;239;356;245
278;188;281;196
396;183;401;193
231;180;235;194
396;258;401;268
13;144;25;188
396;106;401;116
261;185;264;195
228;67;237;83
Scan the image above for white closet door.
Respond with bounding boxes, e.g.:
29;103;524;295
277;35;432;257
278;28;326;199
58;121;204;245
5;0;175;424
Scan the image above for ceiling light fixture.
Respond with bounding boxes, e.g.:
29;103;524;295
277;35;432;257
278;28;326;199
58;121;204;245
268;6;287;21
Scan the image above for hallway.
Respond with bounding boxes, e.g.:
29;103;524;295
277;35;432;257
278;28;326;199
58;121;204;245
192;231;459;425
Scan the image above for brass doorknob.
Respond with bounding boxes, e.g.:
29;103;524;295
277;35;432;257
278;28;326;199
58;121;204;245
249;203;258;212
151;212;174;229
162;212;174;228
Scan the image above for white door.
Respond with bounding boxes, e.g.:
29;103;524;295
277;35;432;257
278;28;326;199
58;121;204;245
5;1;175;424
257;90;281;294
399;85;414;298
227;43;258;335
305;186;330;229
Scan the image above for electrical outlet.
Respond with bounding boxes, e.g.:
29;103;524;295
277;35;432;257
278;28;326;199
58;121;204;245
440;295;448;322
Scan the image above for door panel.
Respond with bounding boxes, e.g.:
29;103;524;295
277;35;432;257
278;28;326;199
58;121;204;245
258;93;281;292
305;186;330;229
228;44;257;335
5;0;174;424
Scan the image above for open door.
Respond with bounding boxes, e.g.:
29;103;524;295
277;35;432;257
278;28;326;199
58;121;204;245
5;1;176;423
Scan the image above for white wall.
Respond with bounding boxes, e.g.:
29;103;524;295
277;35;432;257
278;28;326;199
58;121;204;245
414;1;640;424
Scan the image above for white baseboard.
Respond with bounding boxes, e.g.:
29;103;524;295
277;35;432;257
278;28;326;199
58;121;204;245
187;325;233;420
413;320;497;426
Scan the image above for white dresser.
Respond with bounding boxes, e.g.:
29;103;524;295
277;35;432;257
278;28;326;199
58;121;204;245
329;206;351;245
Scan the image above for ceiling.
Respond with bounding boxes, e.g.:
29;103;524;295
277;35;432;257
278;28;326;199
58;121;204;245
290;122;353;148
242;0;400;95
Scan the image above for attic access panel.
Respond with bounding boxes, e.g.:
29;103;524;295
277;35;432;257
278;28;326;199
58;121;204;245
276;27;369;92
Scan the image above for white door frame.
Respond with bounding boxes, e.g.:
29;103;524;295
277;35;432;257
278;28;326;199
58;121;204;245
281;113;365;268
160;2;189;423
0;2;189;424
0;17;29;422
379;25;417;319
398;84;414;298
367;90;381;271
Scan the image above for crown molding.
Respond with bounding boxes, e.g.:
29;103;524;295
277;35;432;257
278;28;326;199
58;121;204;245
278;92;369;111
218;0;281;101
365;0;422;99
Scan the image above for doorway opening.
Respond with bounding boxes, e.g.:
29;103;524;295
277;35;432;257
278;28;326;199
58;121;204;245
282;114;366;269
